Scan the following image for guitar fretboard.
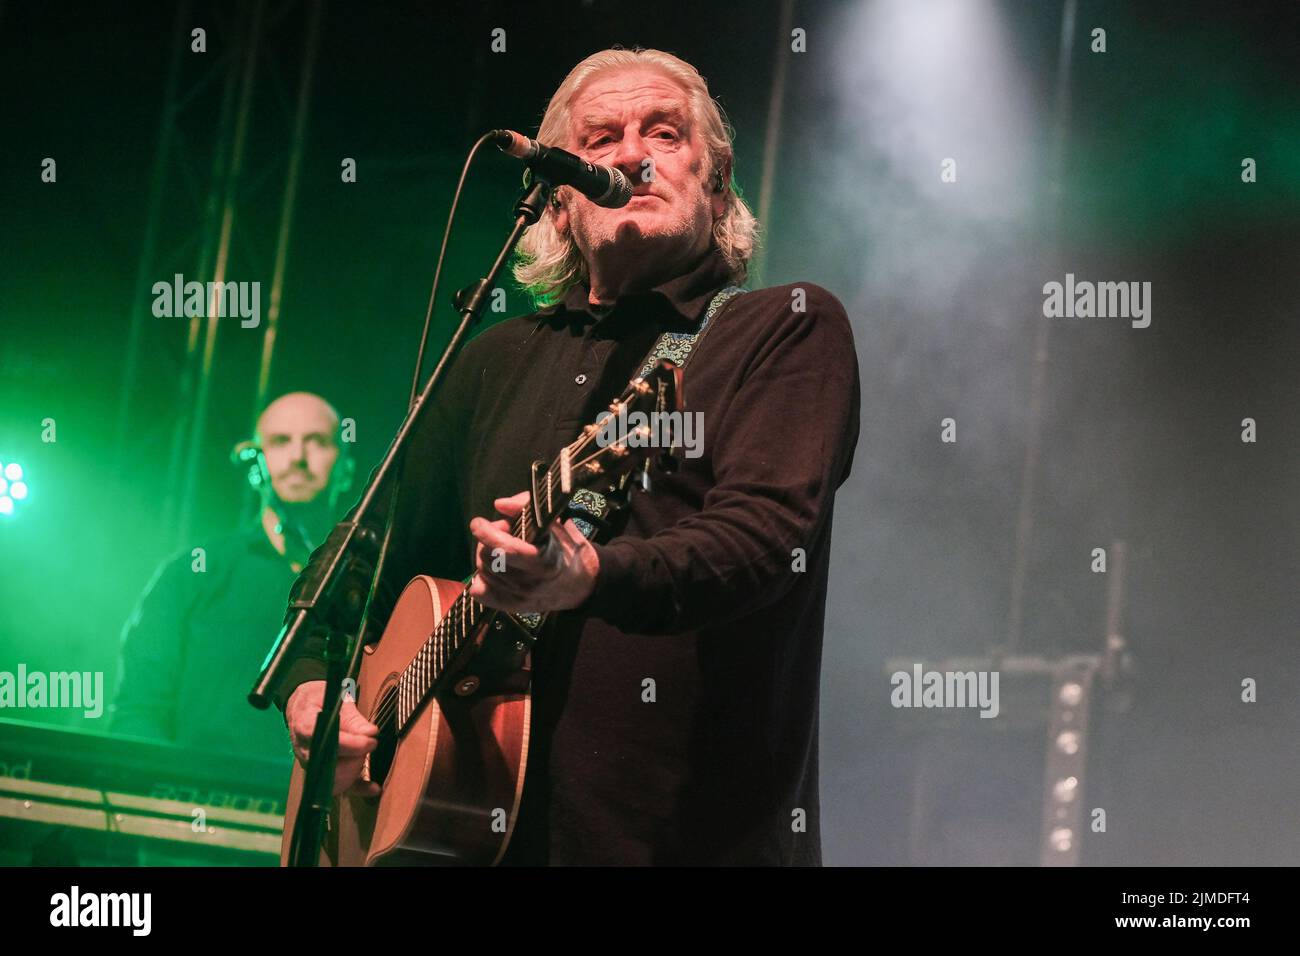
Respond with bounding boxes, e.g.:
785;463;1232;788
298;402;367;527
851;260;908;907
393;444;589;730
389;369;670;732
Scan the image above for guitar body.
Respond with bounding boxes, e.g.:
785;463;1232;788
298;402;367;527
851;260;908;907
279;359;686;867
280;575;532;866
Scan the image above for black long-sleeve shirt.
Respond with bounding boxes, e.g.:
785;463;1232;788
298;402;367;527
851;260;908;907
112;526;297;765
277;247;861;865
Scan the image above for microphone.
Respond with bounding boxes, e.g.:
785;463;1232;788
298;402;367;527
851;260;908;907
492;129;633;208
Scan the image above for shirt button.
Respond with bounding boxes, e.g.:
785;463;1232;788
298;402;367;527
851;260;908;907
574;374;587;385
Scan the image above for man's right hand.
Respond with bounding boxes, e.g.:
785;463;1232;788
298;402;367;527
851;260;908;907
285;680;382;798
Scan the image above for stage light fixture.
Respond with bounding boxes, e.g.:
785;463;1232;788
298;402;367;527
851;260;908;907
0;460;27;516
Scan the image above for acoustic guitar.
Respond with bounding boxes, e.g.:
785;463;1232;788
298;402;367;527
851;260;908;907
280;360;684;865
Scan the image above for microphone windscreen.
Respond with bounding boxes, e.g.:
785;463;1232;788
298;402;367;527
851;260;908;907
597;167;634;209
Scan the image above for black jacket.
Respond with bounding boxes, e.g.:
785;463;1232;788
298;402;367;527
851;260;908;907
278;247;861;865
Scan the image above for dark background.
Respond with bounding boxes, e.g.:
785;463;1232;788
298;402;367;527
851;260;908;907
0;0;1296;865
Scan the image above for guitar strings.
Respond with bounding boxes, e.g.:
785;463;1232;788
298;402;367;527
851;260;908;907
365;385;642;730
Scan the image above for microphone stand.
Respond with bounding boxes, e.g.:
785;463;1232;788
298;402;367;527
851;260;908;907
249;175;553;867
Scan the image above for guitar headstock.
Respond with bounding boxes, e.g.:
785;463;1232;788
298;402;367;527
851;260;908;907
576;358;684;490
529;360;685;529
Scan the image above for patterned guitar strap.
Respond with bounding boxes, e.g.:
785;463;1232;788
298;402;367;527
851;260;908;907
511;284;748;635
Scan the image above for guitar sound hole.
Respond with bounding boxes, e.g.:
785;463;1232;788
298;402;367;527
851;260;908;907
368;689;399;786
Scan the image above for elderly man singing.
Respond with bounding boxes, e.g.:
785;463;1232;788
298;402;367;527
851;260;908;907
279;48;860;866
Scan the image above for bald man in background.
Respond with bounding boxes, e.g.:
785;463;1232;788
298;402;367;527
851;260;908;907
111;392;353;761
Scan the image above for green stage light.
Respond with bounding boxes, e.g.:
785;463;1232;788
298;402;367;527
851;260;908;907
0;460;26;516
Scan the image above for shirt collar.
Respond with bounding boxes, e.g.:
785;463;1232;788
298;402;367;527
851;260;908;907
537;246;735;329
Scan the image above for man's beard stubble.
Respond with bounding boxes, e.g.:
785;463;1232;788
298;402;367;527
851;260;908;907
575;196;701;269
270;487;338;561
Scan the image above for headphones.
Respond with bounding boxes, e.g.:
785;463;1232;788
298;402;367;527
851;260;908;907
231;440;270;492
230;438;356;504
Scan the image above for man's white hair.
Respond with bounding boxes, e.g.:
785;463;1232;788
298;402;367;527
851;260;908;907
512;47;759;306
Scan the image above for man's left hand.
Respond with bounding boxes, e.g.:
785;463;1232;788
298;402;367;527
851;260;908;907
467;491;600;613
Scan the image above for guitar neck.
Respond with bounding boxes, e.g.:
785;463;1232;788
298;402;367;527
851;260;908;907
394;444;585;729
393;366;676;731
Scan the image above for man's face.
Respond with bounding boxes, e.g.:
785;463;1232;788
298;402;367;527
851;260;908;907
554;67;726;276
255;393;341;504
